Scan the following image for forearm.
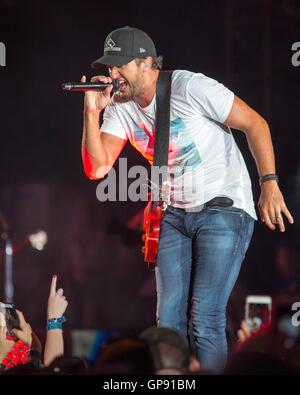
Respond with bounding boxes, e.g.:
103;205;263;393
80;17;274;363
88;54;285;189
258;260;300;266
43;330;64;367
82;109;109;179
244;118;276;177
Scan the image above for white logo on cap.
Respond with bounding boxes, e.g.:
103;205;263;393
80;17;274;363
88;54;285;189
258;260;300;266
106;38;116;48
140;47;146;53
105;38;121;52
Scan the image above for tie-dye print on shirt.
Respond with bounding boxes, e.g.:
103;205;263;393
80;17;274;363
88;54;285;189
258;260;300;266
130;117;201;170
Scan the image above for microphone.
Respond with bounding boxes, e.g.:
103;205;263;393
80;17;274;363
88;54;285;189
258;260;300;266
62;80;120;92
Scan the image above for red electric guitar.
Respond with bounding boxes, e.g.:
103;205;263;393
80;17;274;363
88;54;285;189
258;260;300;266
141;179;171;264
141;199;165;263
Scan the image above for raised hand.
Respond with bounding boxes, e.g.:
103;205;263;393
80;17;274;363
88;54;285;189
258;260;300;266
47;275;68;320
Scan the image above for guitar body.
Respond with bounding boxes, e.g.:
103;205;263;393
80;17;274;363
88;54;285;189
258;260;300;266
142;200;165;263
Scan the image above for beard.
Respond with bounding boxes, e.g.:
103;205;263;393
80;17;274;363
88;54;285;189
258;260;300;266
115;76;146;103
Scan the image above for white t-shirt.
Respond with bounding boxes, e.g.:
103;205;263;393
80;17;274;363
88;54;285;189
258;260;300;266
101;70;257;220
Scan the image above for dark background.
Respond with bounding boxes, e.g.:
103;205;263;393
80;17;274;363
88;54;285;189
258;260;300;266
0;0;300;342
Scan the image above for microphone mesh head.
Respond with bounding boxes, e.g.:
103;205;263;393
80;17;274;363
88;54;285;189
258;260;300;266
112;80;120;92
61;83;71;90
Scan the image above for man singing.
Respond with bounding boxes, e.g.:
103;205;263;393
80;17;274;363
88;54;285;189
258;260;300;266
81;26;294;372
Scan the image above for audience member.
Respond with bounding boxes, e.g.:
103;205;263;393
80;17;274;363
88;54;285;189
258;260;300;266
93;337;154;374
140;326;201;374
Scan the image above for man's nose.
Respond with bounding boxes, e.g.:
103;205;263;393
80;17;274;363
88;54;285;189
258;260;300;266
109;66;121;79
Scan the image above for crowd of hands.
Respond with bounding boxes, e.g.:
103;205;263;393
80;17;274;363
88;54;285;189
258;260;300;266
0;277;299;374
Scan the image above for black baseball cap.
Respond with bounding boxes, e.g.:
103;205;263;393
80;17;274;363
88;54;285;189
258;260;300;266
91;26;157;68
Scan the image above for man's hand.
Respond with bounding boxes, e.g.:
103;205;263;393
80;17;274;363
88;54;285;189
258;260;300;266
11;310;32;347
258;180;294;232
47;275;68;320
82;75;113;112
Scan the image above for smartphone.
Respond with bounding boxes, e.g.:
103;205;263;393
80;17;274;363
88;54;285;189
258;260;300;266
245;295;272;332
0;302;20;335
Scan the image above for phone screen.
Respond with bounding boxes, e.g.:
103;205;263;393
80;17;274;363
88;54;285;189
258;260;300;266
0;302;20;335
245;296;272;332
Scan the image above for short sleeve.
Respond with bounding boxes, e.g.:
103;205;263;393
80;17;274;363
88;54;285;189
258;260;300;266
186;73;234;123
100;100;127;140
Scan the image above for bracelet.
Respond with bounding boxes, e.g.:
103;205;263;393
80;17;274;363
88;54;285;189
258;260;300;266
1;341;30;369
46;316;66;331
259;173;279;186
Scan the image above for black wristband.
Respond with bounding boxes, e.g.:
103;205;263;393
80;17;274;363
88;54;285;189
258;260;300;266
259;173;279;186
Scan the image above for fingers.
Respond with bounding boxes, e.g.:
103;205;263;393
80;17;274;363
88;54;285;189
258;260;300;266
237;320;252;343
237;329;247;343
12;325;32;346
15;310;30;328
259;185;294;232
241;320;251;337
90;75;113;96
11;309;32;346
259;207;275;230
281;205;294;224
259;204;294;232
81;74;113;87
268;205;276;225
57;290;67;303
0;311;6;327
50;276;66;297
90;75;112;84
47;275;68;319
16;309;26;327
50;274;57;297
275;211;285;233
273;203;294;232
12;327;23;338
271;204;293;233
0;324;7;340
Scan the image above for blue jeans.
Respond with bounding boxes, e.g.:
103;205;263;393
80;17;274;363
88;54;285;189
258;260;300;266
155;204;254;373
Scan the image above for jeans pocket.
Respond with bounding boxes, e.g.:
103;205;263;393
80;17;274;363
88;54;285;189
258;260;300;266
204;206;245;256
206;205;243;216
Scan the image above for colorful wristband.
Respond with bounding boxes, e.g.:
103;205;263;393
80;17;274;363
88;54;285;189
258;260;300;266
46;316;66;331
1;341;30;369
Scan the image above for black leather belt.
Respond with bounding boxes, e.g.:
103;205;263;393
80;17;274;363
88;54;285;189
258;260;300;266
205;196;234;207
